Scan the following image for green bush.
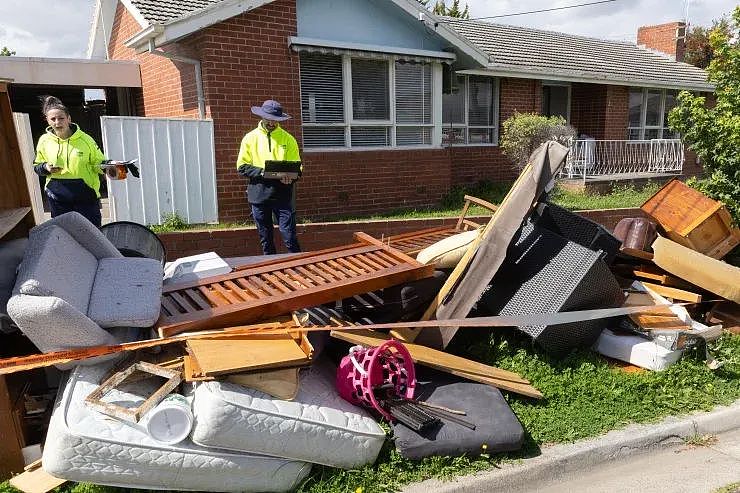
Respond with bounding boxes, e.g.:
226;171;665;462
500;112;576;169
669;6;740;223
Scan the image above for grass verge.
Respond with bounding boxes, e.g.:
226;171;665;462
4;332;738;493
148;181;660;233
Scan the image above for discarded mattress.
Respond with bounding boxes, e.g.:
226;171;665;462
42;362;311;492
392;369;525;459
191;358;386;469
594;329;683;371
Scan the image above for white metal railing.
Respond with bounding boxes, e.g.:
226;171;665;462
563;139;684;181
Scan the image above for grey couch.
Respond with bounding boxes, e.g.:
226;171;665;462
7;212;163;358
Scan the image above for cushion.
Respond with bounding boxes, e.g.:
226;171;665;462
416;228;480;268
34;212;122;260
88;257;163;327
392;369;525;460
14;225;98;314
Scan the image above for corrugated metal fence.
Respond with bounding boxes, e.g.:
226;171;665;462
101;116;217;225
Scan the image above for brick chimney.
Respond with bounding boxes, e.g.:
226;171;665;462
637;21;686;62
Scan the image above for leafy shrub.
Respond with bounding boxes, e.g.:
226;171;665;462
500;112;577;169
669;6;740;223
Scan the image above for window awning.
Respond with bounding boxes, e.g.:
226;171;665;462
289;37;455;64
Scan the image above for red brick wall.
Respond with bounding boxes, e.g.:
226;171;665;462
109;4;202;117
158;208;645;261
637;22;686;62
299;149;453;219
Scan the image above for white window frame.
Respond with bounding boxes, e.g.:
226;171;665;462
300;53;441;151
442;75;500;147
628;87;678;140
541;80;571;122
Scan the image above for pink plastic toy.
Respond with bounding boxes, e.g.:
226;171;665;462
336;340;416;421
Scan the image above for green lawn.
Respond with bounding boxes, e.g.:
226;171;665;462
4;332;738;493
150;181;661;233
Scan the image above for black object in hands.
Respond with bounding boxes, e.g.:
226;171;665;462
125;160;140;178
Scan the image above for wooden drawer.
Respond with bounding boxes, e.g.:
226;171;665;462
641;179;740;259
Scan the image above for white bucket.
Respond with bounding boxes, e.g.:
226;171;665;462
141;393;193;444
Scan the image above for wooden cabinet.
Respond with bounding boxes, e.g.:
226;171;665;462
0;80;35;478
641;179;740;259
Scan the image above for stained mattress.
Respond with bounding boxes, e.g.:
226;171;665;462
42;361;311;492
191;358;386;469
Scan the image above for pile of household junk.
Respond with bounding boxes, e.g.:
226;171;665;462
2;141;739;493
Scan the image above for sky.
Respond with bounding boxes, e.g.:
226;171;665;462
0;0;736;59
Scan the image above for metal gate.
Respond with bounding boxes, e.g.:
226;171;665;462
101;116;217;225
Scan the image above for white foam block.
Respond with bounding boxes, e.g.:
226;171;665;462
594;329;684;371
164;252;231;285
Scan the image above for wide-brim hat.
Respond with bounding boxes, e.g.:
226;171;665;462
251;99;291;121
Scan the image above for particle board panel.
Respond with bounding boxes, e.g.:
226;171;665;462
186;333;311;377
157;234;435;337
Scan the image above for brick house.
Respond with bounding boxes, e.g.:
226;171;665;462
88;0;713;222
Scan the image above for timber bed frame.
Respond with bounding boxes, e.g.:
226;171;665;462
384;195;498;257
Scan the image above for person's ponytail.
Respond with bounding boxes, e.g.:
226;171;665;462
40;95;69;117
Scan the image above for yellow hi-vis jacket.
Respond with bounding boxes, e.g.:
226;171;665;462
236;122;301;204
235;121;300;169
35;124;106;198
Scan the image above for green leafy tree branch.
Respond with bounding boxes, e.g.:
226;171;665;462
669;6;740;222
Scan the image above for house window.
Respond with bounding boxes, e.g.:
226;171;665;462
628;87;679;140
299;52;434;149
442;75;498;145
542;82;570;121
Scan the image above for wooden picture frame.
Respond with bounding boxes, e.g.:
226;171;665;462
84;361;182;423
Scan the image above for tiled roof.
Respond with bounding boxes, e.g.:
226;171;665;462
129;0;224;24
445;19;712;90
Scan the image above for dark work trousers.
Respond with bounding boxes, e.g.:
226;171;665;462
47;194;102;228
251;202;301;255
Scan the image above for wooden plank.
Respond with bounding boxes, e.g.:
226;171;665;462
295;265;326;284
248;275;282;297
185;288;211;310
186;335;311;376
641;282;702;303
161;296;182;317
223;280;252;301
284;268;315;287
262;273;293;294
334;256;366;276
212;282;242;304
652;236;740;304
330;329;540;399
235;277;269;299
231;243;365;271
274;270;304;289
170;292;197;313
198;285;227;307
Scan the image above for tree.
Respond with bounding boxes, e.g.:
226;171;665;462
418;0;470;19
684;17;731;69
669;6;740;223
0;46;15;56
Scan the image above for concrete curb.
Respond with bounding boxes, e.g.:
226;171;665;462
401;399;740;493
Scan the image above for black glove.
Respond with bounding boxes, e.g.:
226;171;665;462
33;162;51;176
126;161;140;178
